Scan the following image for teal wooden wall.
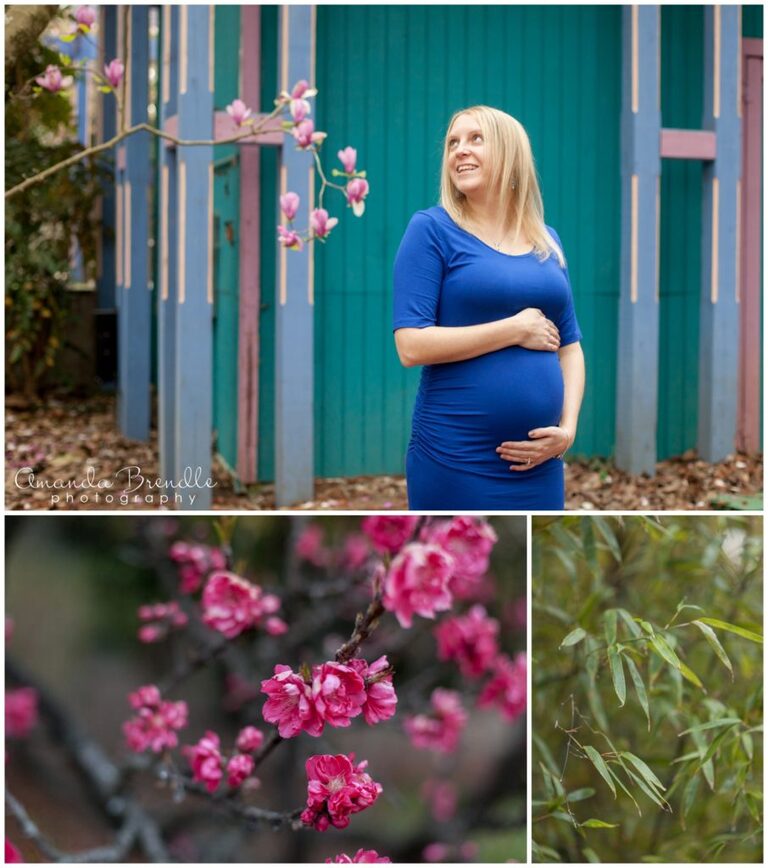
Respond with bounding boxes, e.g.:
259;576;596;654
314;5;622;476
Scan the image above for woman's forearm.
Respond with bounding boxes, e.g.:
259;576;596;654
558;342;585;446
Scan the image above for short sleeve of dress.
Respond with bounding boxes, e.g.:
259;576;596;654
547;226;583;347
392;211;446;330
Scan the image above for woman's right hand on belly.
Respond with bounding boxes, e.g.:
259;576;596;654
510;308;560;352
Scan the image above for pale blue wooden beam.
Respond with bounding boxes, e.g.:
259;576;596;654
117;5;151;442
697;5;741;462
615;5;661;476
173;5;215;509
275;4;316;506
96;5;117;310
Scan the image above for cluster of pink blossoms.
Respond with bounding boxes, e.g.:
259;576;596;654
123;685;188;753
423;516;498;600
404;688;468;754
183;726;264;793
301;753;382;831
137;600;188;644
261;656;396;738
478;652;527;721
362;516;420;553
202;572;287;639
327;850;390;863
295;524;370;572
434;605;500;677
5;687;39;739
169;541;227;593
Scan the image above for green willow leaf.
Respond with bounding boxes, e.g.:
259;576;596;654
580;818;620;829
697;617;763;644
593;517;622;562
624;767;671;811
620;752;666;791
678;660;704;689
604;609;618;646
582;848;601;863
617;608;643;638
698;723;739;768
678;718;742;736
691;620;734;678
607;646;626;706
567;787;596;803
583;746;616;798
649;633;682;668
623;654;651;730
560;627;587;649
681;774;700;825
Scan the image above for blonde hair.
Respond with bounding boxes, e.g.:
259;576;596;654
439;105;565;267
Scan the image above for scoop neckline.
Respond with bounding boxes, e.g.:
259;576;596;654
437;206;536;258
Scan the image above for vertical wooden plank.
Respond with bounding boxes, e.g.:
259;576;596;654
698;5;741;461
275;4;315;505
96;5;118;310
117;5;151;442
237;5;262;482
615;5;661;476
173;4;215;508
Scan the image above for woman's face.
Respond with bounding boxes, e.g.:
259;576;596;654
446;113;489;198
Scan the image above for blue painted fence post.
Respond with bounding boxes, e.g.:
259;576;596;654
173;5;215;508
275;5;316;506
615;5;661;476
698;6;741;462
116;5;151;442
96;5;117;311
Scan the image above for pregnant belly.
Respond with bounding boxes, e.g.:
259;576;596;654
413;348;564;465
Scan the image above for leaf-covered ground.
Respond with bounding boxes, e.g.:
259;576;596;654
5;395;763;511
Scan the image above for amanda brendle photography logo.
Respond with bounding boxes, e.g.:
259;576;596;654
13;465;217;507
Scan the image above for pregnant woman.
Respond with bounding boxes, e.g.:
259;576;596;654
393;105;585;509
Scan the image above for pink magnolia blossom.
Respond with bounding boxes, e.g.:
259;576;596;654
424;517;498;599
35;65;73;93
301;753;382;831
383;543;454;628
280;192;300;222
137;600;188;643
478;652;527;721
235;725;264;753
292;119;327;150
277;224;304;251
345;178;370;217
5;840;23;863
201;572;282;639
310;208;339;240
327;850;391;863
337;147;358;174
226;752;255;788
226;98;252;127
5;687;39;738
75;6;97;29
183;731;223;793
434;605;500;677
291;80;314;99
123;685;188;753
103;58;124;89
311;663;366;728
404;688;467;754
290;97;311;122
261;664;323;738
169;541;227;593
349;656;398;725
362;516;419;554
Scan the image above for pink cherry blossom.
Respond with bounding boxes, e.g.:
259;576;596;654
183;731;223;793
277;224;304;250
383;543;454;628
345;178;370;217
348;656;398;725
227;752;255;788
296;523;328;567
123;685;188;753
265;616;289;635
311;662;366;728
434;605;500;677
235;725;264;753
478;652;527;721
341;533;370;572
75;6;97;29
423;779;458;823
404;688;467;754
310;208;339;240
5;840;23;863
137;600;188;643
280;192;300;222
423;842;450;862
327;850;391;863
292;119;327;150
35;65;73;93
201;572;282;639
337;147;358;174
5;687;39;738
169;541;227;593
362;516;419;554
301;753;382;831
424;517;498;599
103;58;124;89
226;98;252;127
261;664;323;738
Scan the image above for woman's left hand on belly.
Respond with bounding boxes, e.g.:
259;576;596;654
496;426;571;471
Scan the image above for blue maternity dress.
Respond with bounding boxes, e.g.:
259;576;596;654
392;206;582;510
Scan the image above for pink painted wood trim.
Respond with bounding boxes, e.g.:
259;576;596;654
659;128;717;160
737;41;762;453
236;4;263;483
162;111;283;148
